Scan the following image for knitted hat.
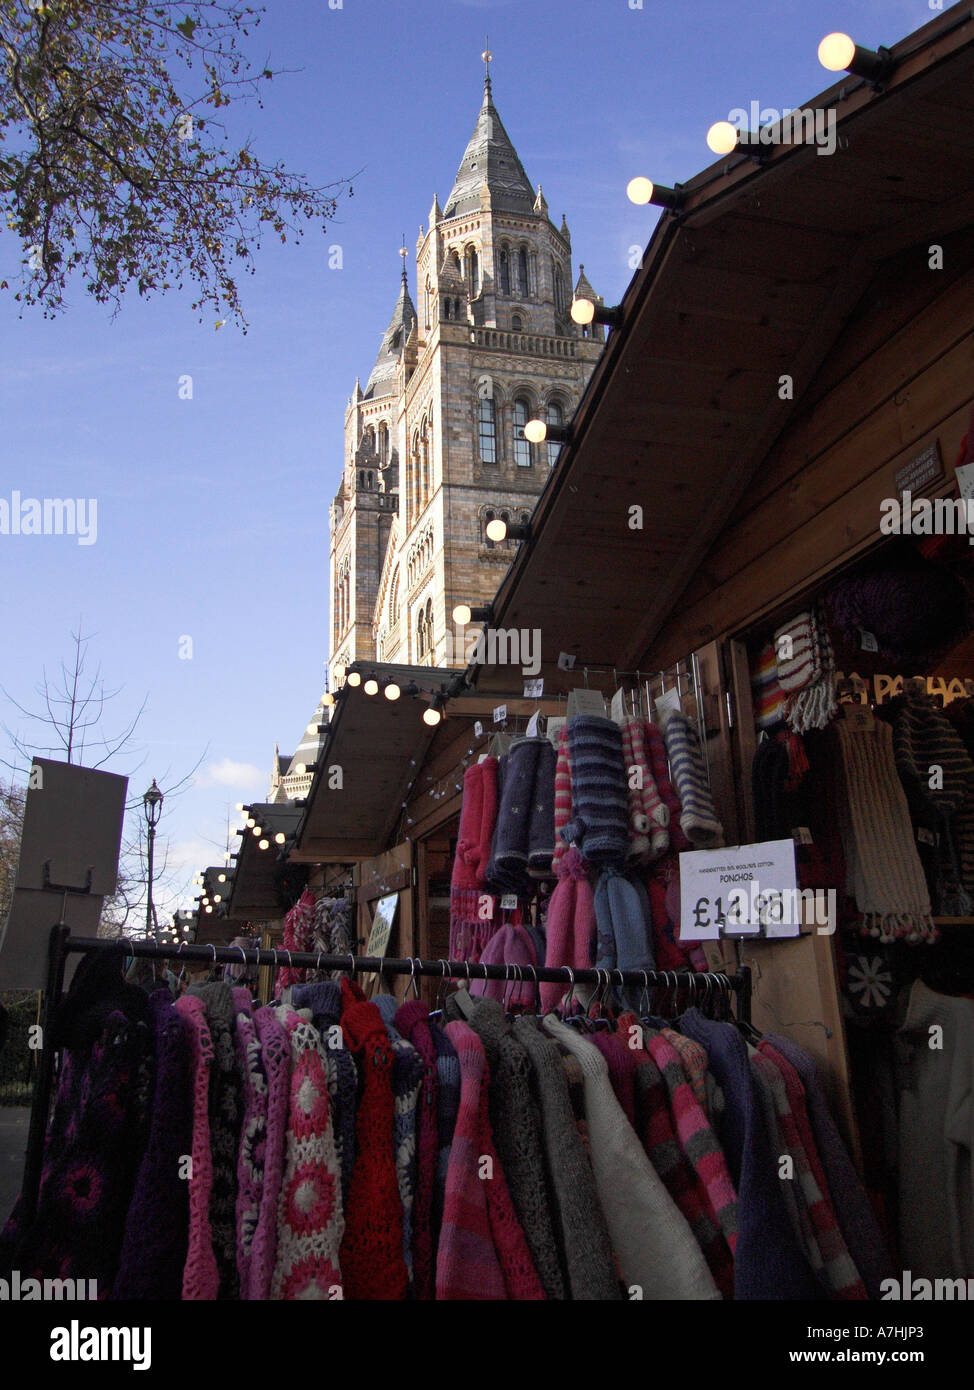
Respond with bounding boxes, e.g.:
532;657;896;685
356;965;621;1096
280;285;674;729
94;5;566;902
774;605;837;734
470;922;538;1005
828;540;974;669
593;868;654;977
450;756;499;959
540;847;597;1011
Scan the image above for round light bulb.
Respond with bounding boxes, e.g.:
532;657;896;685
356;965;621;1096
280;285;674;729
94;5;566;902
217;873;226;883
524;418;548;444
346;671;362;687
274;832;286;845
364;678;379;696
627;176;655;205
707;120;739;155
205;905;213;914
570;298;595;326
485;518;508;543
452;603;472;625
322;692;335;707
818;32;856;72
333;663;346;681
295;763;306;776
306;723;318;736
213;894;221;903
423;706;442;727
258;838;269;850
252;826;261;837
234;802;244;812
246;817;256;828
384;682;401;701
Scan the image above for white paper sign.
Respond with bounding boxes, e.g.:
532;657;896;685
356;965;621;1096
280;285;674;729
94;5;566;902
679;839;801;941
610;687;628;724
493;704;507;724
558;652;577;671
523;678;544;699
500;893;518;910
474;720;484;738
654;686;682;724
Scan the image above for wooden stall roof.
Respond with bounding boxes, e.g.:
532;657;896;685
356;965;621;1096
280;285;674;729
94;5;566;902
226;802;302;918
470;3;974;693
292;661;561;863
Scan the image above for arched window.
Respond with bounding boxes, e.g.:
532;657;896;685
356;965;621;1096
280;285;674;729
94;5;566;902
417;608;426;659
425;278;432;331
378;424;389;464
425;598;434;662
553;260;565;314
358;470;364;489
465;245;480;297
478;396;497;464
366;471;373;489
362;425;375;453
513;398;532;468
518;246;529;296
547;401;564;467
421;426;429;511
499;247;511;296
511;314;522;331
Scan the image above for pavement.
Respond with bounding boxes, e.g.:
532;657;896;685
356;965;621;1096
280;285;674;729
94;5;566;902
0;1107;30;1225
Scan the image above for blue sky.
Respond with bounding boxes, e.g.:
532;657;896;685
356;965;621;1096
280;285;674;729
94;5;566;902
0;0;932;920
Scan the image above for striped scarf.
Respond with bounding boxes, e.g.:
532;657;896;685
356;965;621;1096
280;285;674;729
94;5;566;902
661;710;723;846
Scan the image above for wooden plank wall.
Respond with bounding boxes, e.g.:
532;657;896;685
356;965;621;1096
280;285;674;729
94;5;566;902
647;229;974;669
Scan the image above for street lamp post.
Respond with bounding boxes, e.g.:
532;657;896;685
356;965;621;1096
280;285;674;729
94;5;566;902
143;779;164;941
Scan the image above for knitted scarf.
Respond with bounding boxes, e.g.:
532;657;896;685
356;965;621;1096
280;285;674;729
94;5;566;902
247;1006;291;1300
271;1007;345;1300
833;717;935;942
450;756;499;959
395;1000;441;1300
528;737;557;875
563;715;630;866
492;736;544;882
429;1020;461;1257
644;721;692;853
276;888;317;989
114;989;192;1300
775;604;837;733
661;709;723;846
339;979;408;1299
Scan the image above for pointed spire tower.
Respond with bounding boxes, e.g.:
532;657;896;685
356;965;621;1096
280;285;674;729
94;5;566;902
329;48;605;688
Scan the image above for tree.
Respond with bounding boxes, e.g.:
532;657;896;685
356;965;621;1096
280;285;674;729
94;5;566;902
0;777;25;927
1;621;204;935
0;1;351;326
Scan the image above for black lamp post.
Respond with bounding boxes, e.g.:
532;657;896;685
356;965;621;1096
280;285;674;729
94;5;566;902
143;779;164;940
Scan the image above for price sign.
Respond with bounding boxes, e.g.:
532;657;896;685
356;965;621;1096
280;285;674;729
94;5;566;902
493;704;507;724
523;678;544;699
679;839;801;941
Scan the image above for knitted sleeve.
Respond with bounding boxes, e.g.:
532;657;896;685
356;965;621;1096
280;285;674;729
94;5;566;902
174;995;220;1301
552;727;572;869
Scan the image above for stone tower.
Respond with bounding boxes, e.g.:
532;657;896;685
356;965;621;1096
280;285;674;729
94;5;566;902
329;58;605;687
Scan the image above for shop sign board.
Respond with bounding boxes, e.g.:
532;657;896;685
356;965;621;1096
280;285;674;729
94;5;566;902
679;838;803;941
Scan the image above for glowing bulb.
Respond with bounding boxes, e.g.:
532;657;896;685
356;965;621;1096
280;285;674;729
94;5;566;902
818;32;856;72
346;671;361;687
274;832;286;844
205;905;213;914
213;894;221;903
707;120;739;155
252;826;261;837
364;678;379;696
570;298;595;326
333;664;346;682
246;817;256;828
485;518;507;543
258;838;269;850
217;873;226;883
306;723;318;736
627;176;655;205
234;802;244;811
423;706;442;727
295;763;307;776
322;692;335;707
452;603;472;625
384;682;401;701
524;418;547;443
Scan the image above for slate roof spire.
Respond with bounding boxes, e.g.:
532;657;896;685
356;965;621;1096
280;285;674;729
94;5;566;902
443;51;537;220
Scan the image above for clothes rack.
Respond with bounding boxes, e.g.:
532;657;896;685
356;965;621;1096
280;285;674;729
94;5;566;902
20;923;751;1226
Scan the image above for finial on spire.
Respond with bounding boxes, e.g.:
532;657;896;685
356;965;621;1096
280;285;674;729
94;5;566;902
399;234;408;286
482;37;492;97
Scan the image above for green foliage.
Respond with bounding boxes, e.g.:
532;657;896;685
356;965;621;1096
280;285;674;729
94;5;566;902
0;1;347;326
